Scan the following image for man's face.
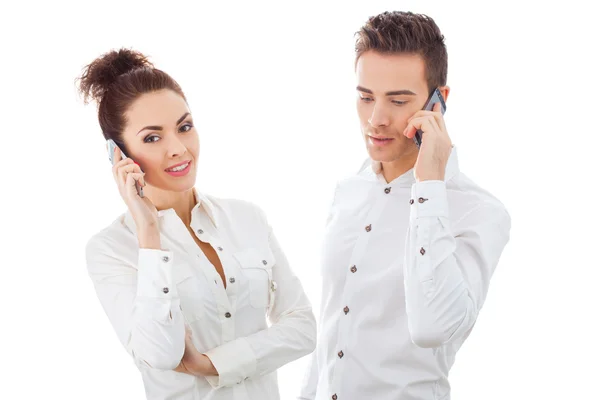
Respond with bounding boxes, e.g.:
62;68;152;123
356;51;434;164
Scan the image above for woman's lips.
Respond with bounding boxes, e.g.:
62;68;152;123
165;160;192;176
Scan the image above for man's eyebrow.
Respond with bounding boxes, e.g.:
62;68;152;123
356;86;416;96
385;90;416;96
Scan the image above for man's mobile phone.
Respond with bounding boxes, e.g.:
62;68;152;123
107;139;144;198
413;87;447;148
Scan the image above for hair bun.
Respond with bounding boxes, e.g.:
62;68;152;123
77;48;153;104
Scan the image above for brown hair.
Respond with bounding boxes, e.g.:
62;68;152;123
355;11;447;92
76;48;186;152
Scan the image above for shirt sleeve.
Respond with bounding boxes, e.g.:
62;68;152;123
86;236;186;370
403;180;511;348
297;351;319;400
203;207;317;388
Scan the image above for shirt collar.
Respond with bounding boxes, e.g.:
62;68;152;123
123;187;219;234
359;144;460;186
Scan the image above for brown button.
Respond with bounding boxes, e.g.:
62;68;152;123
225;312;232;318
343;306;349;315
418;197;428;203
350;265;357;273
410;199;414;204
384;187;391;194
162;287;169;294
338;350;344;358
420;247;426;255
365;224;372;232
332;395;338;400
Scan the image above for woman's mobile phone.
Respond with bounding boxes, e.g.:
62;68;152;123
107;139;144;198
413;87;447;148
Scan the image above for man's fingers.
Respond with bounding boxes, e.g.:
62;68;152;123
404;117;440;139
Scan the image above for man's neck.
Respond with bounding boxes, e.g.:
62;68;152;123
381;153;418;184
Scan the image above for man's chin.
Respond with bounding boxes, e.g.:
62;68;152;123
367;148;398;163
367;143;415;162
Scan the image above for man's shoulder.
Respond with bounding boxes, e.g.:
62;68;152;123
447;172;510;220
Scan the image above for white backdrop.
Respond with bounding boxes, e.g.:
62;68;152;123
1;0;599;399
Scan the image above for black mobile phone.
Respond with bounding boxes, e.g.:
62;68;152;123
107;139;144;197
413;87;447;148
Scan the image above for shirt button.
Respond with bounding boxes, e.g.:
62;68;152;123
217;246;223;251
365;224;372;232
197;229;204;234
343;306;349;315
409;199;414;204
384;187;391;194
338;350;344;358
225;312;232;318
162;287;169;294
332;395;338;400
418;197;428;203
420;247;426;255
229;277;236;283
350;265;357;273
162;256;170;262
262;260;268;265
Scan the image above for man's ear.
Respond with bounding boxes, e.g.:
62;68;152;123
438;86;450;103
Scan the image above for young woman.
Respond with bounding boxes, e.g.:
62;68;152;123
80;48;316;399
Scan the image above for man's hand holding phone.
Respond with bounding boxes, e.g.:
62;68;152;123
403;101;453;182
111;146;160;248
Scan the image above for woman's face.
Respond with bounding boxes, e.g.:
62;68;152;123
121;89;199;193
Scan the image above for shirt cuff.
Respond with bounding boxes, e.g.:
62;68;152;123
136;248;177;299
410;180;449;219
203;337;257;388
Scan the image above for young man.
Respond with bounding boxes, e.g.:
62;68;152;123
299;11;511;400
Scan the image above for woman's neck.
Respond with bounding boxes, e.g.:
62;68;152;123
145;186;197;227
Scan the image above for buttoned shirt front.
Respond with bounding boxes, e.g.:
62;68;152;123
299;145;511;400
86;189;316;400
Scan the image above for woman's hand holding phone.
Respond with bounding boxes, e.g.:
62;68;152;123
111;147;160;248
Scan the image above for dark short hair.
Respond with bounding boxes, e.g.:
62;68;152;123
355;11;448;92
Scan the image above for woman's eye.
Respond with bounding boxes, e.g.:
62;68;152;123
180;123;193;132
144;135;160;143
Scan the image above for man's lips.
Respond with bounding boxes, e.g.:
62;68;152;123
368;136;395;147
369;136;394;140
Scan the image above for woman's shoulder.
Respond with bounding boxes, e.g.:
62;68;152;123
85;212;134;256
